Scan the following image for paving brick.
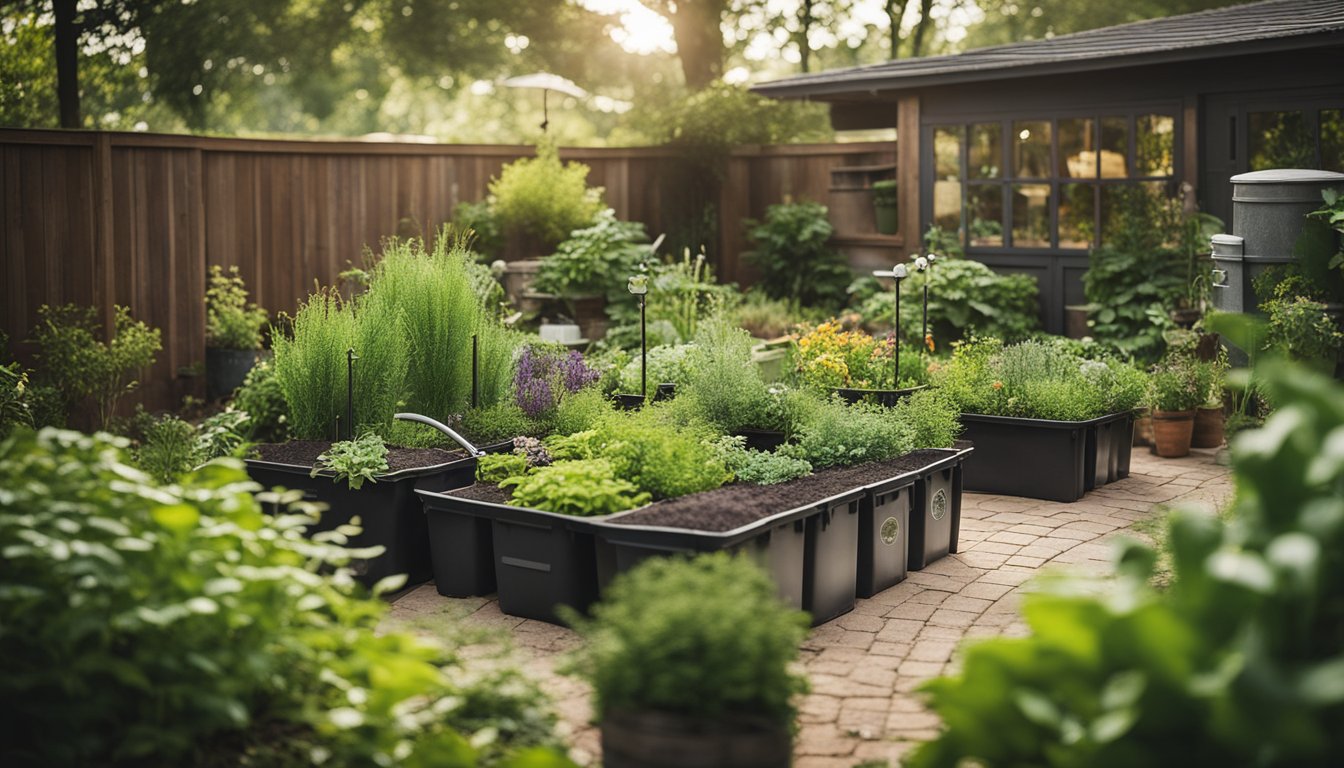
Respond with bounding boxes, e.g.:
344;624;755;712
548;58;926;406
958;580;1015;600
928;607;980;628
906;589;951;606
940;594;993;613
885;601;937;621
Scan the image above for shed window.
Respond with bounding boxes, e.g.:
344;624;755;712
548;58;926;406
928;111;1177;251
1247;108;1344;172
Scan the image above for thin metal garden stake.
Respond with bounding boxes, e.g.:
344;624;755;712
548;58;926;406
471;333;479;409
346;347;358;441
872;264;908;389
627;274;650;400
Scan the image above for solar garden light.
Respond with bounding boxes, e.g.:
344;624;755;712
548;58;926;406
628;273;650;399
913;253;937;351
873;263;909;389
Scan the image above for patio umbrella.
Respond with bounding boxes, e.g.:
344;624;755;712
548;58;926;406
499;72;588;134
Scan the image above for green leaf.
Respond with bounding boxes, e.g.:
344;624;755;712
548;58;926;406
151;503;200;532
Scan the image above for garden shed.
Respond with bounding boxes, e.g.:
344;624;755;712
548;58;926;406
753;0;1344;334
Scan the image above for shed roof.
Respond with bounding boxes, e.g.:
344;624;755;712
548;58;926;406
753;0;1344;101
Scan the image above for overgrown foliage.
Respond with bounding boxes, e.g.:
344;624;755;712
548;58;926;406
489;140;603;247
0;428;569;766
934;338;1147;421
781;397;917;469
566;552;810;726
745;201;852;311
28;303;161;430
532;210;649;300
231;358;290;443
908;360;1344;767
205;265;268;350
676;315;779;434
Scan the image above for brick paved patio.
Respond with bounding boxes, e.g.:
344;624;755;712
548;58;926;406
385;448;1234;767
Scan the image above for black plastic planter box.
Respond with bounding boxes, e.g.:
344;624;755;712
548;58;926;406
905;448;968;571
960;413;1129;502
416;489;624;624
734;428;788;452
857;477;913;598
590;488;866;627
833;385;926;408
245;454;479;588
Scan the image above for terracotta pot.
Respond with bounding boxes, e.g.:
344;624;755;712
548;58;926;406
1192;406;1226;449
1134;414;1154;447
1151;409;1195;458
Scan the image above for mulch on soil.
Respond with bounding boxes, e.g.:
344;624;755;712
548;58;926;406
612;449;952;533
253;441;468;473
449;483;513;505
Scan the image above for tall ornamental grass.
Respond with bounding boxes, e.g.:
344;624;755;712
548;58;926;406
272;289;408;440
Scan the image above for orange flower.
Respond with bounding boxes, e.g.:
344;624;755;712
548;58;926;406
991;380;1004;390
924;333;935;353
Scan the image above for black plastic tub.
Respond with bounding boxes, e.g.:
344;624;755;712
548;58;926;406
416;489;628;624
857;477;913;598
960;413;1129;502
833;385;927;408
905;447;969;571
245;453;479;588
590;488;866;627
734;428;788;452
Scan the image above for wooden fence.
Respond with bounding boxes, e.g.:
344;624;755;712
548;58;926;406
0;129;895;413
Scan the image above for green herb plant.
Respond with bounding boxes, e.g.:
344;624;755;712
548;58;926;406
231;358;289;443
29;303;161;431
745;201;853;311
678;315;779;434
205;264;268;350
475;452;530;485
134;413;198;483
314;431;390;490
532;210;649;300
907;359;1344;767
616;344;694;393
500;458;650;516
489;139;603;247
0;428;572;766
566;552;810;727
1147;354;1208;413
783;397;916;469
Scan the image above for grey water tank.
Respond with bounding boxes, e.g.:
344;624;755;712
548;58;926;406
1211;169;1344;315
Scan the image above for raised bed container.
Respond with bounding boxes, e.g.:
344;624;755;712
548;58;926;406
906;448;968;570
246;453;479;588
960;413;1130;502
857;477;913;598
833;385;927;408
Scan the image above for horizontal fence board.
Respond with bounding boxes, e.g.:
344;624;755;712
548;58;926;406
0;129;897;414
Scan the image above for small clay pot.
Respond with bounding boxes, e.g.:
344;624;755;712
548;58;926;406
1151;409;1195;458
1192;406;1226;449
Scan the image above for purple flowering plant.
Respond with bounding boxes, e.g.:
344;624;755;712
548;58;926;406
514;343;601;418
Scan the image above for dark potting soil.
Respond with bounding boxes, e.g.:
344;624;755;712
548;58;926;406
253;441;468;473
612;449;952;533
449;482;513;505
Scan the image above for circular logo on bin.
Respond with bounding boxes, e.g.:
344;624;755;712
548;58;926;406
880;516;901;545
931;488;948;521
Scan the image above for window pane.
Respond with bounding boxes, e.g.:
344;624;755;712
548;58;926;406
933;180;962;238
1012;184;1051;248
1136;114;1175;176
968;184;1003;246
1013;120;1051;178
1100;117;1129;178
1099;183;1174;247
1319;109;1343;172
1059;183;1095;248
1059;118;1097;178
1249;111;1313;170
969;123;1001;179
934;125;963;178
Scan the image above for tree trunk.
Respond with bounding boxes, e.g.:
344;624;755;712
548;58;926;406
885;0;909;60
53;0;81;128
669;0;726;89
798;0;814;73
910;0;935;57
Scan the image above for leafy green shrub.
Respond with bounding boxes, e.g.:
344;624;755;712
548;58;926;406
746;202;852;311
29;303;161;430
313;431;389;490
205;265;267;350
134;413;198;483
617;343;694;393
500;458;650;516
1263;292;1344;368
851;250;1040;349
549;386;613;436
783;397;916;469
231;358;289;443
595;408;731;500
678;316;778;434
460;401;541;444
0;428;568;766
193;408;249;462
734;450;813;485
1146;354;1207;412
476;452;530;485
0;335;33;439
891;388;962;449
728;291;823;340
532;210;649;299
567;552;810;725
489;140;603;246
542;429;603;462
907;361;1344;767
272;289;407;440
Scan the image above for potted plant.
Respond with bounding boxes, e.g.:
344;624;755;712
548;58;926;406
1192;351;1228;449
872;179;898;235
792;319;927;407
1146;354;1205;458
531;210;650;342
932;338;1147;501
567;552;809;768
205;265;268;400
